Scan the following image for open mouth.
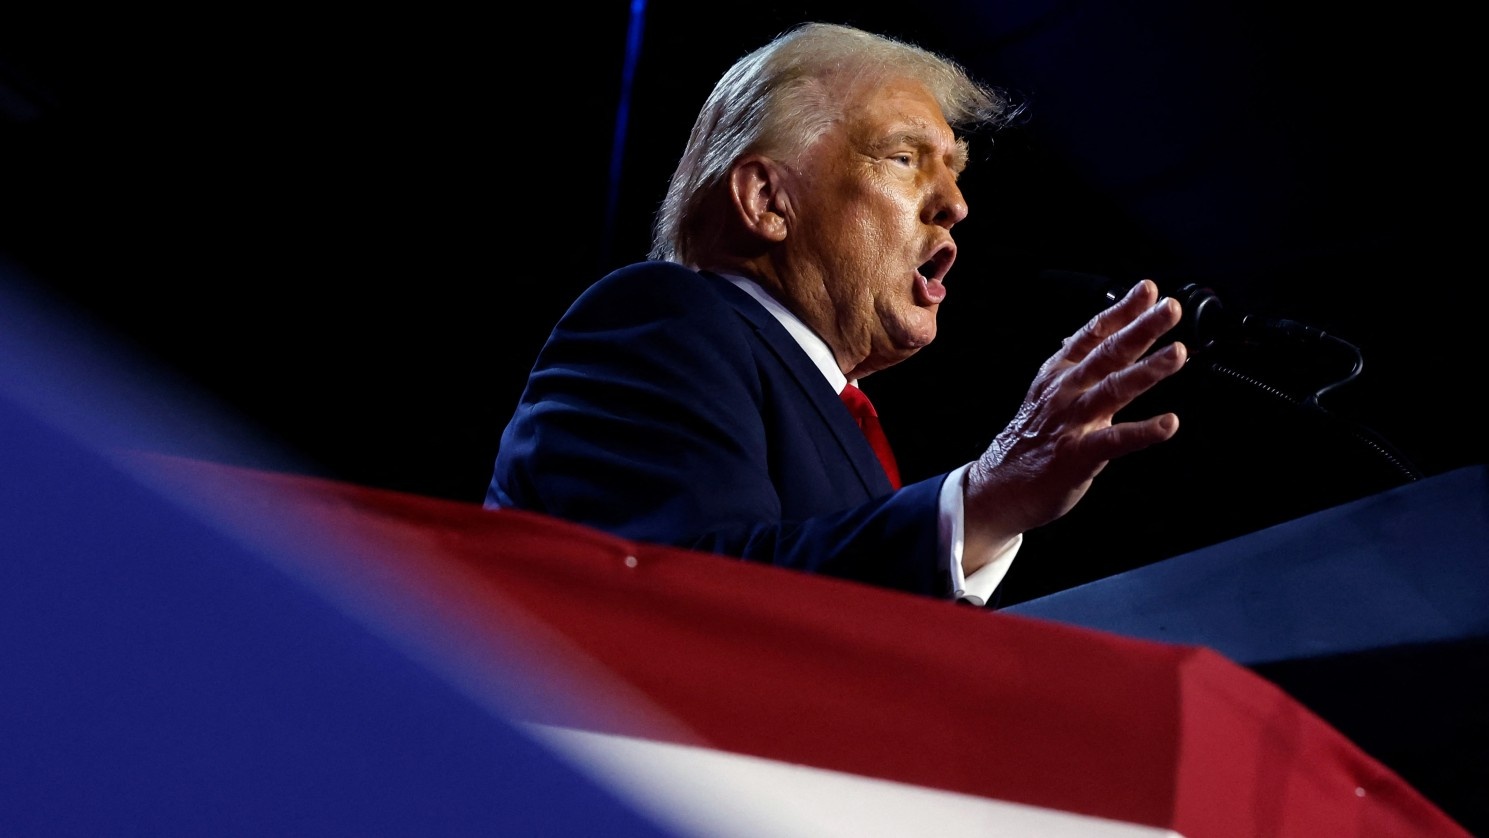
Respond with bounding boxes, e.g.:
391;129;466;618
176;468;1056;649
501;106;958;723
921;242;956;283
914;244;956;305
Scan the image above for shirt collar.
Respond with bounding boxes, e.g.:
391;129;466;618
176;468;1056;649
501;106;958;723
717;272;849;393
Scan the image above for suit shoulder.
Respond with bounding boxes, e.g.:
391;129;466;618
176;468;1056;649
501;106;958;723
568;261;740;320
599;259;708;287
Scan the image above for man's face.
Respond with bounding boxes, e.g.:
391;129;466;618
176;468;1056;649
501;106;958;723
778;77;969;378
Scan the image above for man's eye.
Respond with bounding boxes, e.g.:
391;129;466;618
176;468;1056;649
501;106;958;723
892;154;913;165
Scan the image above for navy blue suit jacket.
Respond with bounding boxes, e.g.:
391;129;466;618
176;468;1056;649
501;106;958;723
488;261;955;596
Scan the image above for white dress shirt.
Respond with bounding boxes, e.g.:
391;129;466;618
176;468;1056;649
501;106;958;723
721;274;1019;605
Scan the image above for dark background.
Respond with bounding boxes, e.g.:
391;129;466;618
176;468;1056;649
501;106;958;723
1;1;1482;604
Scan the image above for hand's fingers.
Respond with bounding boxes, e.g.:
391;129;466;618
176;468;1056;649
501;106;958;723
1069;295;1182;391
1059;279;1163;364
995;339;1183;472
1077;411;1181;464
1079;340;1188;418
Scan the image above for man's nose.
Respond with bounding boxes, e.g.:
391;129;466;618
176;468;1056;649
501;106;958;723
925;175;968;228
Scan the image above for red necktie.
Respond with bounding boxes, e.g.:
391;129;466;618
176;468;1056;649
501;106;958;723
839;384;902;489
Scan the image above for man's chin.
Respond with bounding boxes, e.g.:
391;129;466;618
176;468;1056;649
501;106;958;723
863;326;936;374
895;310;939;352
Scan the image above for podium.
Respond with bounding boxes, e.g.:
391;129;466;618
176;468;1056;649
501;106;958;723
1005;465;1489;834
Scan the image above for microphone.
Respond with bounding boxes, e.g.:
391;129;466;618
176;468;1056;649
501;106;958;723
1039;269;1421;483
1039;269;1333;351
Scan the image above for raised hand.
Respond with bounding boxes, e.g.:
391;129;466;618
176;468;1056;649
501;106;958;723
963;279;1186;568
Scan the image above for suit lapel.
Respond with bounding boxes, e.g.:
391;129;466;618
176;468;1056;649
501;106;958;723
700;271;893;494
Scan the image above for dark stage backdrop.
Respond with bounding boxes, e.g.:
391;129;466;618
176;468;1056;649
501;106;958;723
2;1;1482;603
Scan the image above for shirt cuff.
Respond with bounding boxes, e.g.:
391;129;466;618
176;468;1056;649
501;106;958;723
939;462;1022;606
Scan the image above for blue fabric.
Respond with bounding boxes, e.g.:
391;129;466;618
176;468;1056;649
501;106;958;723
0;322;667;838
489;261;953;596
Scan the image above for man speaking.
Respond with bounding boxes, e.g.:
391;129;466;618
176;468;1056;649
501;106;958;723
486;22;1186;606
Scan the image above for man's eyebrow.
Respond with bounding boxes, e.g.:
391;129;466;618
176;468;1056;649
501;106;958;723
950;138;970;174
877;131;971;174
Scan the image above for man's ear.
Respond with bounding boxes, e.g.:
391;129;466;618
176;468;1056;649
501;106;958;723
727;155;789;244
